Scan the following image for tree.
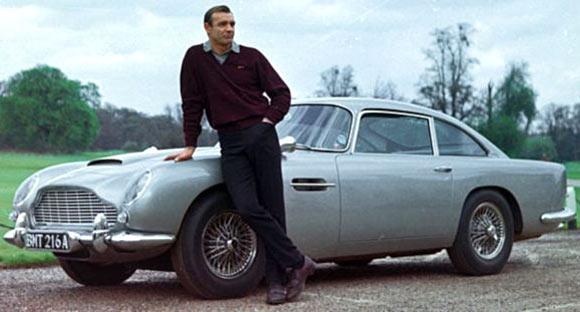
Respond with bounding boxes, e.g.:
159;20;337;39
470;62;539;157
91;102;218;151
540;103;580;161
477;115;526;157
519;136;557;161
163;103;217;147
0;65;99;153
315;65;359;97
91;104;182;151
418;23;478;120
372;77;405;101
494;62;537;134
81;82;102;109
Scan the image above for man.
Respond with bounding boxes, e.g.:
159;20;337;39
164;5;315;305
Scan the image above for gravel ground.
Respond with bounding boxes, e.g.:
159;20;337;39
1;230;579;311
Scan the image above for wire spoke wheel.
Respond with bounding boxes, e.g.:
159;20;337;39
469;202;506;260
201;212;257;279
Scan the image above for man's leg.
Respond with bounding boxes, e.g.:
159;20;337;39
252;126;290;286
247;124;315;301
219;128;304;272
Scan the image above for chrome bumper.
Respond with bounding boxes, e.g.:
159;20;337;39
541;187;577;224
3;212;175;253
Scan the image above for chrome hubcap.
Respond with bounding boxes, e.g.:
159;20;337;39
469;202;506;260
201;212;257;279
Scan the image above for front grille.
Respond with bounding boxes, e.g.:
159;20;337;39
33;189;117;226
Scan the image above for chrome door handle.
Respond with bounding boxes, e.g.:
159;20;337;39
291;178;335;191
290;182;336;187
434;166;453;173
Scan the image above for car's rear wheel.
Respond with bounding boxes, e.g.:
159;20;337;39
171;191;265;299
447;190;514;275
58;259;136;286
335;258;374;267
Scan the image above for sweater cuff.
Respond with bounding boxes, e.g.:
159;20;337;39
264;107;284;124
184;133;198;148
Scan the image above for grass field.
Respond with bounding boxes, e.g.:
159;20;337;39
573;188;580;226
0;150;122;267
565;161;580;180
564;162;580;225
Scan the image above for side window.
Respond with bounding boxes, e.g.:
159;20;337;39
435;120;487;156
355;113;433;155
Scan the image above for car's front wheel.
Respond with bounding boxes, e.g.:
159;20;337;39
447;190;514;275
171;191;265;299
58;259;136;286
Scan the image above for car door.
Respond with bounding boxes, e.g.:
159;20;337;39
282;152;340;259
336;111;453;249
276;103;354;260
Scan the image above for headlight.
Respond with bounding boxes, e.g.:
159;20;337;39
13;174;40;207
117;211;129;224
9;211;18;222
124;170;152;206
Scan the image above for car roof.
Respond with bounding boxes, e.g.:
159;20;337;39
293;97;452;120
291;97;508;158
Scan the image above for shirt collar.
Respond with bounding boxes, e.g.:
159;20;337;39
203;40;240;54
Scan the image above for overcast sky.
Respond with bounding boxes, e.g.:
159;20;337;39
1;0;578;116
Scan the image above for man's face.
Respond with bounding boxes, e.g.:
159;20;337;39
204;12;235;46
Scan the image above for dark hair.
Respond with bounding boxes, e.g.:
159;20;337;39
204;5;231;25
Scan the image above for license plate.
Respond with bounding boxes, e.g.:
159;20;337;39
25;232;70;251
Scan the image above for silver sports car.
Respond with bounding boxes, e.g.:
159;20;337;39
5;98;575;298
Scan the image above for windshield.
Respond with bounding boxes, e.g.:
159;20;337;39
276;104;352;150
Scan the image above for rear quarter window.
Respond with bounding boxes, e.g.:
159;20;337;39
435;119;487;156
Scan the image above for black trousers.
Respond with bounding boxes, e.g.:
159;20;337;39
218;122;304;285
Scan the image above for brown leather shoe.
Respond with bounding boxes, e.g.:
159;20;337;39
266;283;286;305
286;256;316;301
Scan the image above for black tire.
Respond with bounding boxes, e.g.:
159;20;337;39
58;259;136;286
335;259;373;267
447;190;514;275
171;191;265;299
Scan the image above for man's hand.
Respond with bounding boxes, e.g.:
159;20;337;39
262;117;274;125
164;146;196;162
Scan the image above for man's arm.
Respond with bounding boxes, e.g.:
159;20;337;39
255;51;291;124
180;49;205;147
165;49;204;162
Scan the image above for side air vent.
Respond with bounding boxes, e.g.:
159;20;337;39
87;159;122;166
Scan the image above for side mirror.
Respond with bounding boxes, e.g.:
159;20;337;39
279;136;296;153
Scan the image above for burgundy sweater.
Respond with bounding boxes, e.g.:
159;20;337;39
180;44;291;147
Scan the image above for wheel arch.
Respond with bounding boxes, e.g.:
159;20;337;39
174;183;229;236
465;186;523;235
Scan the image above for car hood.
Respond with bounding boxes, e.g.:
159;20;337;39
86;146;221;166
34;147;222;207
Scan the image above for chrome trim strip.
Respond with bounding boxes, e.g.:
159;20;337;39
541;207;576;224
105;232;175;251
3;212;175;253
428;116;439;156
4;228;175;253
542;186;577;224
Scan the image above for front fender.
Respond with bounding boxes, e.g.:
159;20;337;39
125;157;223;234
12;161;87;214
